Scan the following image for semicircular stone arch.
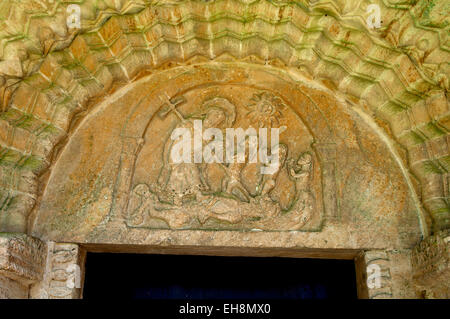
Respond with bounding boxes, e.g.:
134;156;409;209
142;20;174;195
0;0;448;238
24;63;424;253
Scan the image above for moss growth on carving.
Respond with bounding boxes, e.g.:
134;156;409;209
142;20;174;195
13;115;34;130
439;155;450;171
39;124;60;136
417;0;449;27
406;131;426;145
421;160;444;175
422;122;446;139
0;0;447;235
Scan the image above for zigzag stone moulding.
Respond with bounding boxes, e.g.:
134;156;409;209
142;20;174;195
28;63;423;249
355;250;393;299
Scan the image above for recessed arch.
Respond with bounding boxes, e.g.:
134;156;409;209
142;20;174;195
0;1;446;235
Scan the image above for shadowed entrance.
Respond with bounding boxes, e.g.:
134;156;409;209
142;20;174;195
83;253;357;299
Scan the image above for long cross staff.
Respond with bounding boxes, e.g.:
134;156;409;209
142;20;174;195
158;93;187;124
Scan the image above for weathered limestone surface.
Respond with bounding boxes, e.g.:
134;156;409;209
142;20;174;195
355;249;416;299
0;0;448;235
0;276;28;299
412;230;449;298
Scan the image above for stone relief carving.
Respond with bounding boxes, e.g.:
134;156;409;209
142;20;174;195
124;88;323;231
0;234;46;283
412;230;449;298
356;250;393;299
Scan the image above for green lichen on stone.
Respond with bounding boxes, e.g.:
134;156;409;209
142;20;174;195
421;160;444;175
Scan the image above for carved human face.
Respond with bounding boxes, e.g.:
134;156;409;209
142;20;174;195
203;109;226;128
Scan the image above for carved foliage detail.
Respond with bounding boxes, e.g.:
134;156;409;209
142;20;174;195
0;234;46;283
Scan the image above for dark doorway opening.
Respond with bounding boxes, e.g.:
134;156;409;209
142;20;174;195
83;253;357;299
